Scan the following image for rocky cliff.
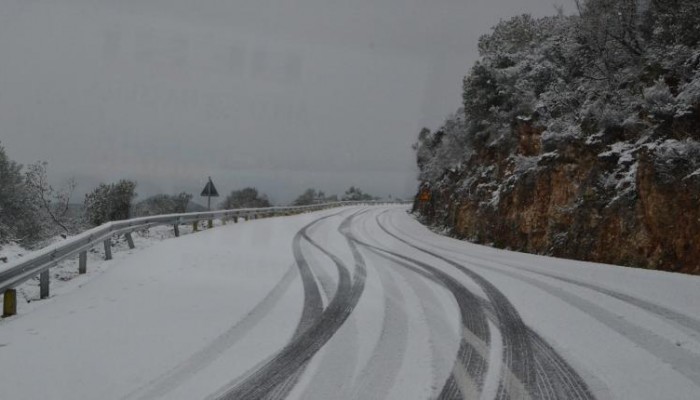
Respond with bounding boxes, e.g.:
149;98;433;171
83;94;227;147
415;116;700;274
412;2;700;274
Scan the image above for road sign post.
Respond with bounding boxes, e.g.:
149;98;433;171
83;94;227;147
200;177;220;228
200;177;220;211
200;176;219;230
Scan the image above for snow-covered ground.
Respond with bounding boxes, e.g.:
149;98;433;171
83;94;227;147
1;205;700;400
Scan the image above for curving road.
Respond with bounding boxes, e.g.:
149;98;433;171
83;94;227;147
206;206;700;400
2;205;700;400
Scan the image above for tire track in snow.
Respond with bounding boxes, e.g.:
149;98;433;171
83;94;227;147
259;212;353;400
211;211;367;400
475;298;595;400
350;233;490;399
487;267;700;388
376;211;595;400
382;211;598;399
394;223;597;400
288;209;379;400
292;237;361;400
376;213;532;400
129;212;346;400
354;209;463;400
347;250;410;400
389;260;460;399
387;211;700;339
524;272;700;338
268;209;374;400
362;247;491;400
339;208;441;400
346;209;490;399
363;245;532;400
391;212;700;391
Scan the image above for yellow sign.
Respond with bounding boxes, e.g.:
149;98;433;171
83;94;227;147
419;190;431;202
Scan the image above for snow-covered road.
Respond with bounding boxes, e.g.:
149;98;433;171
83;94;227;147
2;205;700;399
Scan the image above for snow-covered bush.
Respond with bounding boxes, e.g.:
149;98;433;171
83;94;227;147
84;180;137;226
676;72;700;115
644;80;679;118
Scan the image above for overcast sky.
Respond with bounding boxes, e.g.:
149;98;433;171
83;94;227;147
0;0;570;205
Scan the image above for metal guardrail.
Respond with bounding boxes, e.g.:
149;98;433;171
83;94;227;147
0;200;406;317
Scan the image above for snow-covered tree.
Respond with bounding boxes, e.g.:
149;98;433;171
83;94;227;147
414;0;700;208
341;186;376;201
84;180;137;226
291;189;317;206
220;188;271;209
24;161;77;235
0;142;41;245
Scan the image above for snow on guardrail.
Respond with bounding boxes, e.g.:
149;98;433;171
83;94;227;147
0;200;407;317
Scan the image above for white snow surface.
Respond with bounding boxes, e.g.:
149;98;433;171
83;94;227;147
1;206;700;400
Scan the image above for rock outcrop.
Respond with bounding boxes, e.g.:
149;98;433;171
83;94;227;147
414;115;700;274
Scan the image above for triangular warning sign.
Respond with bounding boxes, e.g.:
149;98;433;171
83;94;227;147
200;178;219;197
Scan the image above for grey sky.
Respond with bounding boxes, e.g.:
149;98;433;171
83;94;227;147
0;0;569;204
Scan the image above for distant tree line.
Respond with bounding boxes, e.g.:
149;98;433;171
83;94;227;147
290;186;381;205
1;140;386;250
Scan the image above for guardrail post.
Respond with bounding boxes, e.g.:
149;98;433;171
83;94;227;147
208;219;213;229
40;270;50;299
79;251;87;274
125;232;135;249
192;222;199;232
173;224;180;237
221;216;227;225
2;289;17;317
104;239;112;260
233;216;238;223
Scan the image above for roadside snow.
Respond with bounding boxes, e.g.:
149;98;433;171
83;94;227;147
0;212;333;400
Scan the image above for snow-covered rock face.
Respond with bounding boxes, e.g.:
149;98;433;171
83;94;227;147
416;118;700;274
412;1;700;274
